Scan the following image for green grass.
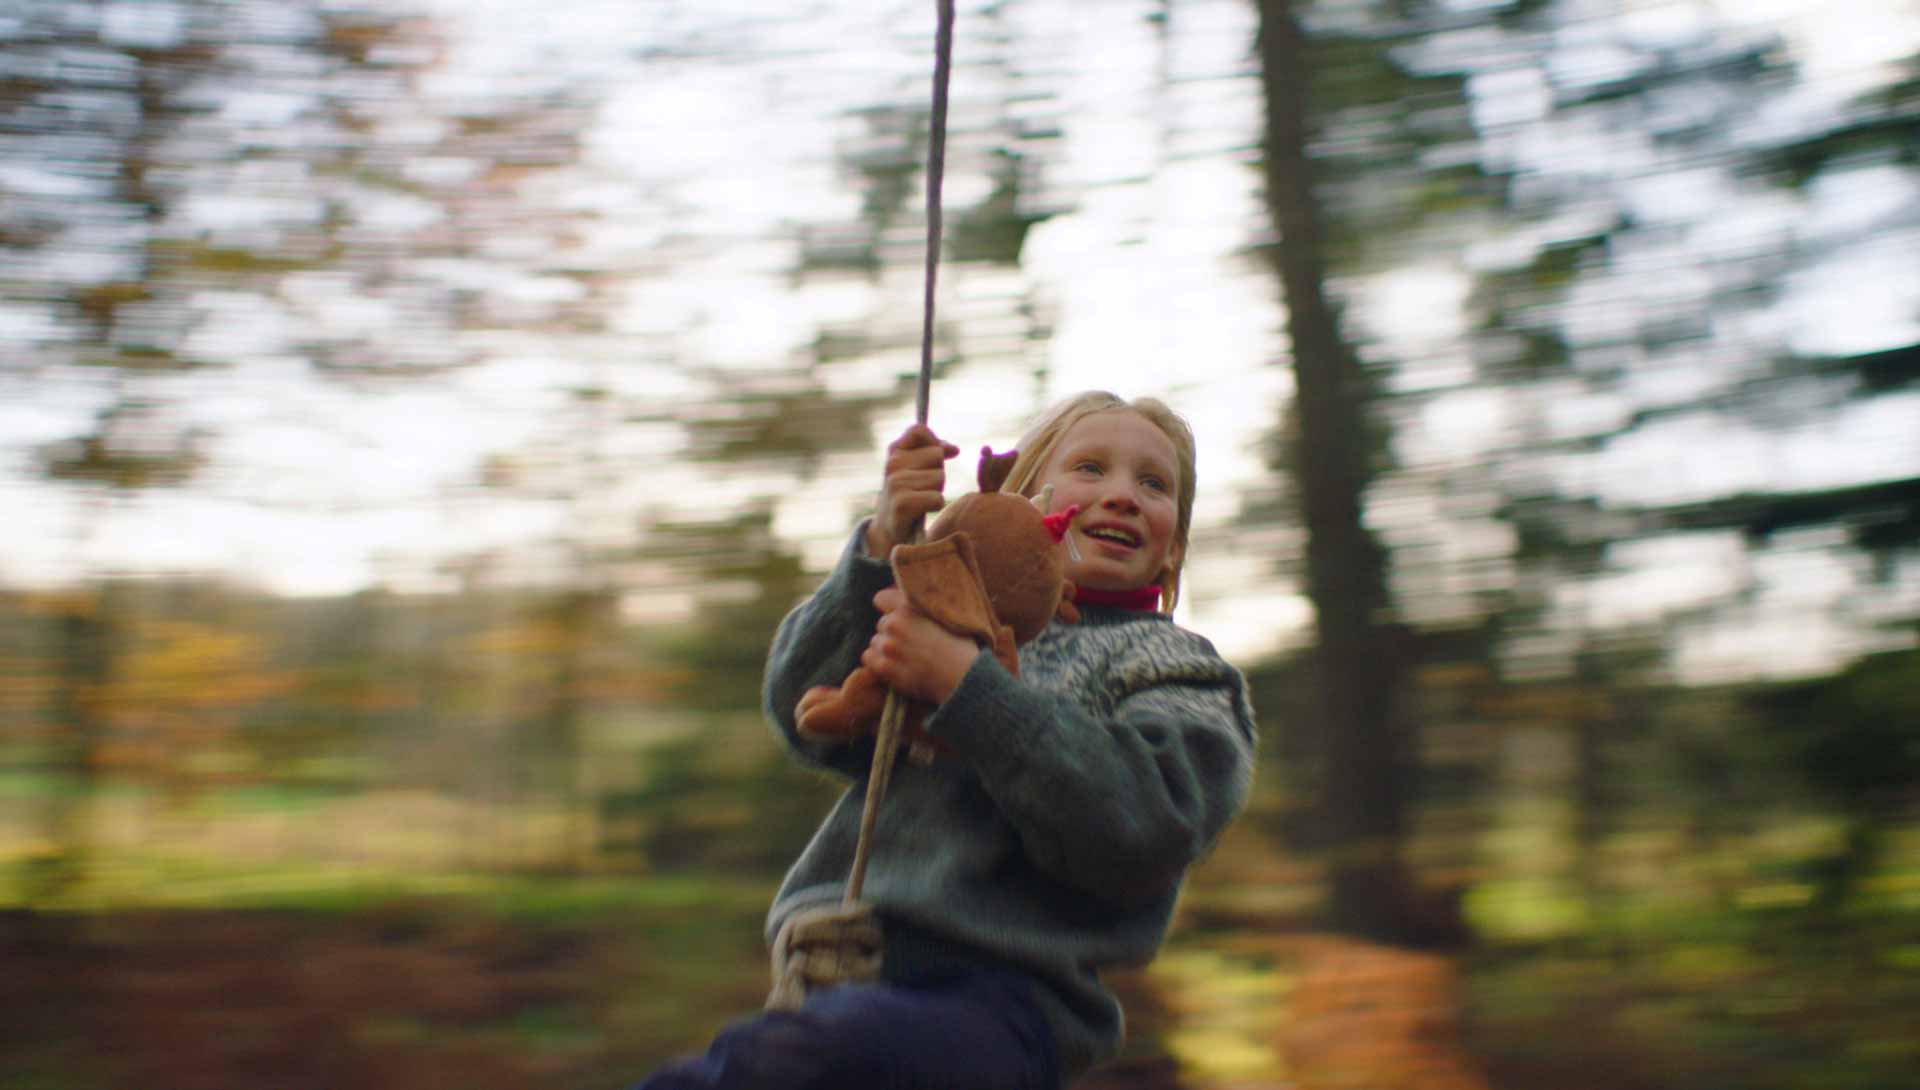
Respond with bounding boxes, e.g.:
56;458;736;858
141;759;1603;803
1;848;777;922
0;769;151;801
1466;883;1920;1090
0;774;783;920
1460;809;1920;1090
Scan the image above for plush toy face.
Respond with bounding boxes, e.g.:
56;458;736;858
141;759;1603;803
793;447;1071;750
922;446;1078;645
927;490;1065;644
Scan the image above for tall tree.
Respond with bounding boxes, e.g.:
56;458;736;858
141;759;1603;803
1254;0;1421;942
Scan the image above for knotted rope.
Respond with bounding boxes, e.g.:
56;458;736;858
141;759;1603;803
767;0;957;1010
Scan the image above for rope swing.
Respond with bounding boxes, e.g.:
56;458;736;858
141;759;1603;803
766;0;958;1010
848;0;955;906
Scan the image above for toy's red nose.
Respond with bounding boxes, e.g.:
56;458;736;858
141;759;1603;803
1041;505;1081;543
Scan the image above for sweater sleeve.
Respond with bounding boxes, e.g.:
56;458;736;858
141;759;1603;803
922;623;1256;903
761;519;897;778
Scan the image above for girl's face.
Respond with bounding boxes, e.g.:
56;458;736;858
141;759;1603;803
1035;410;1182;594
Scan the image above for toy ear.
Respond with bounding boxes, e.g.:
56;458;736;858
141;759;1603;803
977;447;1018;493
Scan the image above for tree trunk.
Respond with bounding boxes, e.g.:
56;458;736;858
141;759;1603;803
34;585;112;908
1254;0;1425;944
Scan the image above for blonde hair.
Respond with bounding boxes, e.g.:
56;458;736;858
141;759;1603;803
1001;391;1198;613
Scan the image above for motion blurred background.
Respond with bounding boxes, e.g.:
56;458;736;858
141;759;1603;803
2;1;1916;1087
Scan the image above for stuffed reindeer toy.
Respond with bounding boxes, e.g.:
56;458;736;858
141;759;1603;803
796;448;1079;751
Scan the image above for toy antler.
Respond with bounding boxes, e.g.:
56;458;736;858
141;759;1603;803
1041;504;1081;542
977;446;1018;493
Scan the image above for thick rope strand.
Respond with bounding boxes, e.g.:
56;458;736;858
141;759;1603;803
914;0;954;426
844;0;956;908
844;693;906;903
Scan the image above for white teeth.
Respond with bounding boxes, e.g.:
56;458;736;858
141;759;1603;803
1086;528;1138;546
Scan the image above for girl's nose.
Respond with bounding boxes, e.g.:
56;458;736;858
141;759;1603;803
1101;484;1141;512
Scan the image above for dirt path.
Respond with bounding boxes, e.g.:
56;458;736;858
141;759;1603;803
1082;932;1494;1090
1272;935;1493;1090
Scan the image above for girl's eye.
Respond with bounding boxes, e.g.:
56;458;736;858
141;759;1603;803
1073;460;1102;476
1142;475;1168;493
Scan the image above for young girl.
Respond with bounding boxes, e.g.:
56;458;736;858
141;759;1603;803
637;391;1256;1089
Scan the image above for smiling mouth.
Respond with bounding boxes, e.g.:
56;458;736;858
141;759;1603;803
1082;526;1141;548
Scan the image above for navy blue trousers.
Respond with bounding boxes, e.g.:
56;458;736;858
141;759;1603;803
631;969;1060;1090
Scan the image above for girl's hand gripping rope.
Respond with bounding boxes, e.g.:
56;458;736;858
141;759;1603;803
866;424;960;558
862;585;979;707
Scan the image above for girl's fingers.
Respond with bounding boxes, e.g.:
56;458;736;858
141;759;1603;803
888;424;932;449
862;624;903;680
861;597;972;705
889;423;956;452
887;428;961;464
888;467;946;493
886;453;953;487
872;427;960;554
896;491;946;518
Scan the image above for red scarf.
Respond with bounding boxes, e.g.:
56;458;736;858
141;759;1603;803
1072;584;1163;612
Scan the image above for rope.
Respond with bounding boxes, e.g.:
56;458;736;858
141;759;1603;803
769;1;956;1012
914;0;954;427
843;0;956;909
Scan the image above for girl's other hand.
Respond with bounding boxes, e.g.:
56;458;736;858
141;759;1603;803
867;424;960;557
863;587;978;706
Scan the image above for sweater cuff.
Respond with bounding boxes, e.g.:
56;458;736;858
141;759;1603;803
839;517;896;596
923;648;1045;764
849;516;892;569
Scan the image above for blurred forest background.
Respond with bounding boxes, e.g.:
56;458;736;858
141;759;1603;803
2;0;1917;1088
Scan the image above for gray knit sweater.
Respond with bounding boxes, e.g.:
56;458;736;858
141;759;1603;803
761;523;1257;1081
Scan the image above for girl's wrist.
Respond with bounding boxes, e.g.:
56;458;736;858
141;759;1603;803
933;642;983;704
